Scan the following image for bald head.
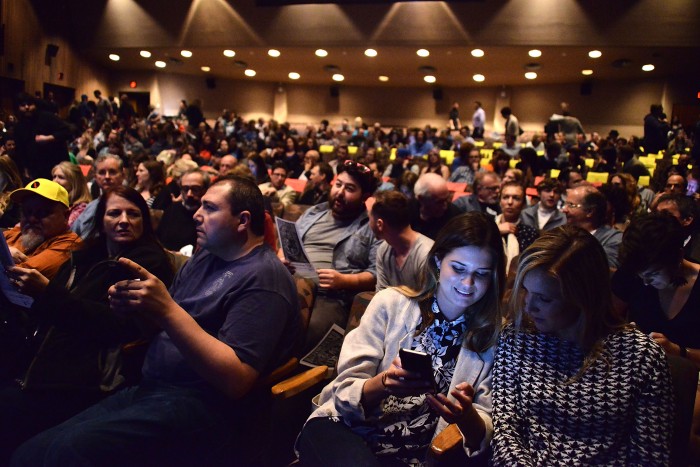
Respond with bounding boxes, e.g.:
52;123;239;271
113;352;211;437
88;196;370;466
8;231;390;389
415;173;450;220
219;155;238;175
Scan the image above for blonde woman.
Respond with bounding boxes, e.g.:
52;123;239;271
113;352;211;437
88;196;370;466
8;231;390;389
52;161;92;228
492;225;673;464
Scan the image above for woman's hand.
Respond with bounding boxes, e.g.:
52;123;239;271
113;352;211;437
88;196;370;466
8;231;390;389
498;222;517;236
426;382;475;424
361;357;434;410
649;332;682;356
427;382;486;450
7;266;50;297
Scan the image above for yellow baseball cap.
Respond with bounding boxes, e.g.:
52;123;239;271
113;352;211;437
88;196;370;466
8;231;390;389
10;178;70;208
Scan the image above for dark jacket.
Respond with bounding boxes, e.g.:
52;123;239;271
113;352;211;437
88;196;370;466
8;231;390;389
18;239;175;392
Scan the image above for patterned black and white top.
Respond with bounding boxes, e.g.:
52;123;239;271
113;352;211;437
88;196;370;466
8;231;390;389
491;323;673;466
357;299;469;465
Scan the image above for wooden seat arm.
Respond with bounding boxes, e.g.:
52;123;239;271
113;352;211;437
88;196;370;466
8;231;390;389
271;365;329;400
430;423;463;458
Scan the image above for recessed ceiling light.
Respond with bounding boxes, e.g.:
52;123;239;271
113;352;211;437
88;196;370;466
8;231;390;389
424;75;436;83
642;64;655;72
155;61;166;68
180;50;192;58
223;49;236;58
244;69;256;77
315;49;328;57
524;72;537;80
378;75;389;82
201;66;211;72
471;49;484;58
288;72;300;80
365;49;378;57
473;74;485;82
581;69;593;76
268;49;281;58
332;73;344;82
109;54;120;61
528;49;542;58
588;50;602;58
139;50;151;58
417;49;430;57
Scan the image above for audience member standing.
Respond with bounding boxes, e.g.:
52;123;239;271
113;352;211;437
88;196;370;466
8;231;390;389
472;101;486;139
643;104;670;154
13;94;71;180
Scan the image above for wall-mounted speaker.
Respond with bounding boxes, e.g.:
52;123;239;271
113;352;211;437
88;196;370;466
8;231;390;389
432;87;443;101
45;44;58;65
330;85;339;98
205;77;216;89
580;80;593;96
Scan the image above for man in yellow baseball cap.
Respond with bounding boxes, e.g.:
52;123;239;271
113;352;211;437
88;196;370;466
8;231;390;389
3;178;80;279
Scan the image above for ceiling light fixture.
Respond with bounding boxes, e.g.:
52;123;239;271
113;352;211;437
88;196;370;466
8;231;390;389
109;54;120;61
581;69;593;76
378;75;389;82
642;64;655;72
528;49;542;58
416;49;430;57
223;49;236;58
524;72;537;79
201;66;211;72
288;72;300;80
473;74;485;82
139;50;151;58
424;75;436;83
268;49;281;57
365;49;377;57
155;61;166;68
315;49;328;57
180;50;192;58
244;69;256;77
471;49;484;58
332;73;345;82
588;50;602;58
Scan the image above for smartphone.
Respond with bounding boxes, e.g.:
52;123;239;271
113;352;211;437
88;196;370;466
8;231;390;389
399;348;433;381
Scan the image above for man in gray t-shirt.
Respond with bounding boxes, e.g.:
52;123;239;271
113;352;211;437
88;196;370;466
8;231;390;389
370;190;434;292
293;161;380;350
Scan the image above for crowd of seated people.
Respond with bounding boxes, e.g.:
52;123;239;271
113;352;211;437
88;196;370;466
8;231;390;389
0;91;698;464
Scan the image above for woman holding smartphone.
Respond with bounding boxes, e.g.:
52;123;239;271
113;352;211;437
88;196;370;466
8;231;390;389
492;225;673;465
298;212;505;465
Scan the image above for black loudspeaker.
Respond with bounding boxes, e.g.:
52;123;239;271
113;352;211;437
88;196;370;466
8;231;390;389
432;87;443;101
205;77;216;89
580;80;593;96
330;85;339;98
45;44;59;65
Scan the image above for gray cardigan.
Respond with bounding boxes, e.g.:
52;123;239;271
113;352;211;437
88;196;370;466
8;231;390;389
307;288;494;458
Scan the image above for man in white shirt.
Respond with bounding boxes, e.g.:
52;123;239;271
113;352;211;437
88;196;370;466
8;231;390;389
472;101;486;139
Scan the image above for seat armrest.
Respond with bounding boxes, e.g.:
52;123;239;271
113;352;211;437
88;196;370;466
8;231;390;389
271;365;329;400
430;423;463;458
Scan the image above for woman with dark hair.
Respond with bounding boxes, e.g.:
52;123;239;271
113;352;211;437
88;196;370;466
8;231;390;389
492;224;673;465
1;186;175;461
299;212;505;465
135;159;170;210
613;213;700;459
492;149;510;179
420;148;450;180
246;152;270;185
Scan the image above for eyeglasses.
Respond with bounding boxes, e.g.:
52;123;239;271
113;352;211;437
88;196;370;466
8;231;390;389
181;185;205;195
564;201;584;209
343;159;371;174
271;171;288;178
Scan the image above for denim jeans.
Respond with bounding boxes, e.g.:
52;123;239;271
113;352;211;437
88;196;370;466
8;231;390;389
11;380;241;467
